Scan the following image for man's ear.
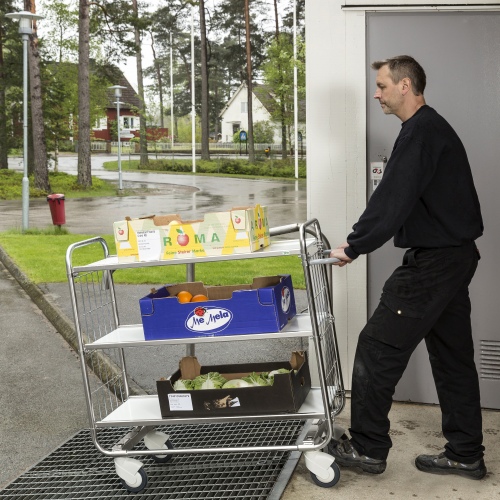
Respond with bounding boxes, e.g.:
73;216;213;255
401;77;411;96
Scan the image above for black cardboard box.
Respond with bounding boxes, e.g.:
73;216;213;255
156;351;311;417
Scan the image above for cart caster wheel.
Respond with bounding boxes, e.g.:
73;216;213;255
310;461;340;488
152;439;174;463
120;467;148;493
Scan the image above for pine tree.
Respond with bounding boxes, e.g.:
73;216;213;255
0;1;21;170
132;0;149;168
199;0;210;160
77;0;92;187
25;0;50;191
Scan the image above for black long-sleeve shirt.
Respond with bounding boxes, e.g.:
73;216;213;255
344;105;483;260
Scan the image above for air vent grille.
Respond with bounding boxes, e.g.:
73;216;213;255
480;340;500;380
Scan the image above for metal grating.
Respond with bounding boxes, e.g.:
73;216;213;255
0;420;305;499
480;340;500;380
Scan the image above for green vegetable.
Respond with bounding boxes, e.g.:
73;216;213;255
173;379;194;391
268;368;291;382
193;372;228;390
242;372;272;387
222;379;253;389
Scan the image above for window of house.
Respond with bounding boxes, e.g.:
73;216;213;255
123;117;130;129
241;102;247;113
232;123;240;134
94;117;107;130
130;117;135;129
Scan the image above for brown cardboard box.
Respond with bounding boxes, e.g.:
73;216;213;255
156;351;311;417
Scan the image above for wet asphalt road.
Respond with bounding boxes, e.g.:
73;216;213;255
3;155;307;234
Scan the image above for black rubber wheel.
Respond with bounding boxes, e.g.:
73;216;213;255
152;439;175;463
310;461;341;488
120;467;148;493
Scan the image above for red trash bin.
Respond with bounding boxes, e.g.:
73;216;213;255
47;193;66;226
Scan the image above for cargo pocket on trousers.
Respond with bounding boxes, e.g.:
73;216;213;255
362;292;426;350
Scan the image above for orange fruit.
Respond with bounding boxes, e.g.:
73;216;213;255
191;294;209;302
177;290;193;303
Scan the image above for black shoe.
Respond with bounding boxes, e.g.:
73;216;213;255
328;436;387;474
415;452;487;480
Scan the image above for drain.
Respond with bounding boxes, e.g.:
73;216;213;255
0;421;304;499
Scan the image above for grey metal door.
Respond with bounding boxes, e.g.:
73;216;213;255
366;11;500;409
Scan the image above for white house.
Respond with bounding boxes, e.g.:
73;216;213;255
219;82;305;144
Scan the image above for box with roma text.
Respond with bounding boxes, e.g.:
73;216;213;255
113;205;270;262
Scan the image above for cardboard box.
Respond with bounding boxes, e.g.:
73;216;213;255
113;204;270;262
157;351;311;417
140;275;297;340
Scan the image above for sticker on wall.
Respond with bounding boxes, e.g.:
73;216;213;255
370;161;385;190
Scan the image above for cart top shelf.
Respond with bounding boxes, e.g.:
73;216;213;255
71;238;311;273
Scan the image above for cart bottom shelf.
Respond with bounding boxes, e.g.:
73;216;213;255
96;389;327;427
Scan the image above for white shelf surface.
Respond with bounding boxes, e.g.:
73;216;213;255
72;239;308;273
86;314;313;349
96;388;326;427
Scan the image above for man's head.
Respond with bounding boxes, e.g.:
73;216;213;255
372;55;426;121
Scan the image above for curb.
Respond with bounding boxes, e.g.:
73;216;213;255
0;243;146;396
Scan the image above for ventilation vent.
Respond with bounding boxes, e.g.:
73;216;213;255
480;340;500;380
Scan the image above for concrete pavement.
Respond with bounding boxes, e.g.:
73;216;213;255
0;156;498;498
0;260;88;489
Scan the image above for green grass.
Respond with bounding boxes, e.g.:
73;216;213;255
0;230;305;288
0;170;120;200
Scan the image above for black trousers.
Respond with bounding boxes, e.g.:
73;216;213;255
349;242;484;463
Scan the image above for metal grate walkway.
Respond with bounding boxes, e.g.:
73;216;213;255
0;420;305;499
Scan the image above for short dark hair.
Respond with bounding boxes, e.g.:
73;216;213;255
371;55;426;96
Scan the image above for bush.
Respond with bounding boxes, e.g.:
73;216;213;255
103;158;307;179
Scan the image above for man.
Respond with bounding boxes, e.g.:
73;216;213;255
328;55;486;480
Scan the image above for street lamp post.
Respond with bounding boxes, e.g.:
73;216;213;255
109;85;127;191
6;11;44;232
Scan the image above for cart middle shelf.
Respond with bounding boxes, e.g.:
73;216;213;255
85;313;314;349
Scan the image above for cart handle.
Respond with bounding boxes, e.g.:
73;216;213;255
309;249;341;265
269;223;301;236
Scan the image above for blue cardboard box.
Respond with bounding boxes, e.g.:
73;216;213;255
140;275;296;340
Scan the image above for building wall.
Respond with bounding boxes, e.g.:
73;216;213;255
220;87;277;143
305;0;500;393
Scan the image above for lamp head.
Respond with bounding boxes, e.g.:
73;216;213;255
108;85;127;98
5;11;44;35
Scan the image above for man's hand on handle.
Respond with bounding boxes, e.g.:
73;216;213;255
330;242;353;267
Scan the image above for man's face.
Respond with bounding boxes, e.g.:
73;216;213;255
373;65;403;116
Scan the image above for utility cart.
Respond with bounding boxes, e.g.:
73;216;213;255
66;218;346;493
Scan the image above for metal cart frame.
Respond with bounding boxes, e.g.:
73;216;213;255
66;218;345;492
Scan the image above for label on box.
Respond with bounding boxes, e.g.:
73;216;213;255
185;306;233;334
137;230;161;261
168;393;193;411
281;287;292;313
